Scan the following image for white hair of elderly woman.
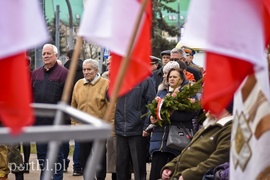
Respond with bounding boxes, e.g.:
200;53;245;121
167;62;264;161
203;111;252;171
163;61;179;74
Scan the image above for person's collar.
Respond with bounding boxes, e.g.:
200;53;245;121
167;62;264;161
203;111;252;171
84;73;101;85
217;116;233;126
157;82;168;92
203;115;233;128
43;62;58;72
168;86;180;93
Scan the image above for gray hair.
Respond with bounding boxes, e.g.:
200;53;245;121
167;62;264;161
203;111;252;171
83;59;99;70
43;44;58;55
171;48;187;58
163;61;179;74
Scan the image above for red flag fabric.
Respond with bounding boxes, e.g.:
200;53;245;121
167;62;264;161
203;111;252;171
203;53;253;114
78;0;152;97
0;1;49;134
263;0;270;45
180;0;270;115
109;0;152;96
0;53;33;134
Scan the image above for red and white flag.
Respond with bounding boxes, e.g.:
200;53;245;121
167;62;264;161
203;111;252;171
180;0;270;115
181;0;270;178
79;0;152;96
0;0;49;134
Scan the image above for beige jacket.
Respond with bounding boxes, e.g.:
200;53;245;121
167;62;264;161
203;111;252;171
71;76;111;124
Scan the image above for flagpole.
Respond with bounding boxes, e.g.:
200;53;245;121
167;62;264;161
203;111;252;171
61;37;83;103
103;0;149;121
43;37;83;180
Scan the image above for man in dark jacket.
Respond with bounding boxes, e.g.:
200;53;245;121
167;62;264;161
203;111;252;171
115;78;156;180
32;44;68;180
152;50;171;92
64;49;84;87
63;49;84;176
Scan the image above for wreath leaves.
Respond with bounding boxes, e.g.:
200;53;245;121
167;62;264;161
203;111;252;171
145;79;203;127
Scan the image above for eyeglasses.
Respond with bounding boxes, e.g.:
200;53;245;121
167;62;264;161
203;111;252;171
170;57;184;61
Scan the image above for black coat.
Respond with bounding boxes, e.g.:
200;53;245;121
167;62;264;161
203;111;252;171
152;67;163;92
32;63;68;125
64;59;84;86
187;66;202;81
114;78;156;137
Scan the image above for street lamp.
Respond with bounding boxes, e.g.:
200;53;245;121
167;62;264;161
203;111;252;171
65;0;73;50
177;0;181;42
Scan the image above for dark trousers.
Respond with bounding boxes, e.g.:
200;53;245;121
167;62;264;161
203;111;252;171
149;151;176;180
116;135;147;180
80;141;106;180
22;143;30;164
73;141;81;170
36;143;64;180
62;141;70;170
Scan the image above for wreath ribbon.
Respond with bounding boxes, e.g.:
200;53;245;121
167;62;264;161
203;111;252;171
156;97;164;121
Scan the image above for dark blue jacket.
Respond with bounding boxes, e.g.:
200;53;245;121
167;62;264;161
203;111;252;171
114;78;156;137
32;63;68;125
149;79;197;156
152;67;163;92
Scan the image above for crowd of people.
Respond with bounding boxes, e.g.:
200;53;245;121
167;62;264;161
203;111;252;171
0;43;235;180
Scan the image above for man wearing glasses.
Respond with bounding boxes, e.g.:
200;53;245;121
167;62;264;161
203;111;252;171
170;48;202;81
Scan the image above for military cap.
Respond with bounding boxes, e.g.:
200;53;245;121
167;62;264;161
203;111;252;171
160;50;171;56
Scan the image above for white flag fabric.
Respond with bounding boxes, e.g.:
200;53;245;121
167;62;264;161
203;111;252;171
231;68;270;179
181;0;265;67
0;0;49;58
78;0;141;56
78;0;152;97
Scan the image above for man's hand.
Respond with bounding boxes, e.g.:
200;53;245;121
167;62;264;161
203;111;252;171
142;130;149;137
0;175;8;180
162;168;172;180
179;175;184;180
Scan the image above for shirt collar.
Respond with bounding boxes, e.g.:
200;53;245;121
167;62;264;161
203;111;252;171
203;115;233;128
83;73;101;85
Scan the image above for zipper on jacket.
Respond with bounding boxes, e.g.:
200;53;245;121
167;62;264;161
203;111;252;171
84;84;90;113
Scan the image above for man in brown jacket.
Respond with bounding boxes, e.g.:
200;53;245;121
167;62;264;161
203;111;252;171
71;59;110;180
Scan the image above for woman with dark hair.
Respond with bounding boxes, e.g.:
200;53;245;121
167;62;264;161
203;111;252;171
149;67;197;180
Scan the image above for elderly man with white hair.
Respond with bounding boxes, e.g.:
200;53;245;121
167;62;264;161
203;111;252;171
71;59;111;180
32;43;68;180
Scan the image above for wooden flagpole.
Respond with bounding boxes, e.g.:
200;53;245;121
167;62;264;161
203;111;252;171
61;37;83;103
103;0;149;121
